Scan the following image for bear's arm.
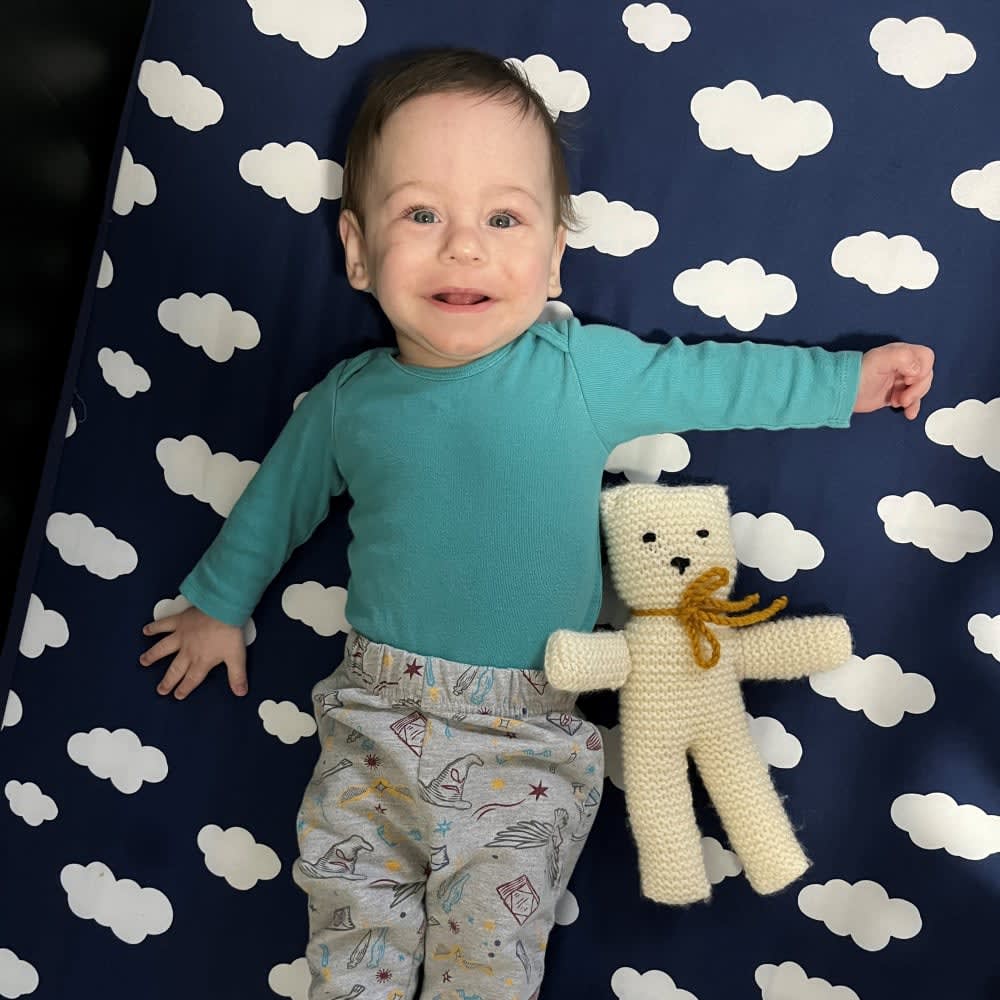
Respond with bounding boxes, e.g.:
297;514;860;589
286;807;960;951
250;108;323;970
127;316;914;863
544;629;632;692
737;616;852;681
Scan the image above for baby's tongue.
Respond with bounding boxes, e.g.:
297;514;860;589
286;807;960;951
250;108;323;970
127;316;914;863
438;292;486;305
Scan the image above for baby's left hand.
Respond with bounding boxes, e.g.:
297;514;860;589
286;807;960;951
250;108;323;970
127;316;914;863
854;343;935;420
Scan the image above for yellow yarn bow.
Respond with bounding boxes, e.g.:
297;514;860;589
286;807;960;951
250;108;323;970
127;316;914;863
631;566;787;669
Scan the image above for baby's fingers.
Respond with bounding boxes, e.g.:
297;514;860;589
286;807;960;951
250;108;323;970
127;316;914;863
156;656;193;697
142;616;177;636
140;635;180;667
225;649;249;697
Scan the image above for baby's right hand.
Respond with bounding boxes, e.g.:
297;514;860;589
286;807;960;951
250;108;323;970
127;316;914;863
140;606;247;700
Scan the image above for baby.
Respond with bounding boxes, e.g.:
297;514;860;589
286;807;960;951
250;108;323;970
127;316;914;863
140;48;934;1000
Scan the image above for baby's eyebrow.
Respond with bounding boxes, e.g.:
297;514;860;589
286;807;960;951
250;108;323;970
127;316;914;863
383;181;542;208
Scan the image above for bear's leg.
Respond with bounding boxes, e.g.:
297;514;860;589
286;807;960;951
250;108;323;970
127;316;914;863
690;722;809;896
624;741;711;905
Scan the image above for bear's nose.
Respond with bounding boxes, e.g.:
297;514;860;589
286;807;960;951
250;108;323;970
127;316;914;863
670;556;691;575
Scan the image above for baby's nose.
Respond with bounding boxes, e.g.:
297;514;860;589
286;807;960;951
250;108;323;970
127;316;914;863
670;556;690;575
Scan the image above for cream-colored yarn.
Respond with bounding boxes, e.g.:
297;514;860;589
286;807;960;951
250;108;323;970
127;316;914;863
544;483;853;905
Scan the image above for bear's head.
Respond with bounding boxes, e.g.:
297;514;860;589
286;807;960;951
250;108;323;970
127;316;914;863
600;484;736;611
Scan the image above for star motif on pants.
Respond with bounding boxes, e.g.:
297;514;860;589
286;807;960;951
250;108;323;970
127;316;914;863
404;659;423;678
529;782;549;800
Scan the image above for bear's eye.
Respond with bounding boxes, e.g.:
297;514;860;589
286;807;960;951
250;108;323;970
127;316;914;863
642;532;656;543
696;529;709;538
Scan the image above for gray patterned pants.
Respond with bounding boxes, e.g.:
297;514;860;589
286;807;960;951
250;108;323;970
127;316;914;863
292;631;604;1000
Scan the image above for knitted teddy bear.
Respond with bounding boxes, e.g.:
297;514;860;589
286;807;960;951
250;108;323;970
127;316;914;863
545;483;852;905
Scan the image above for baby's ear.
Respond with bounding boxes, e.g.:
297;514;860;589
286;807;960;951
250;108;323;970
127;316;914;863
338;210;372;291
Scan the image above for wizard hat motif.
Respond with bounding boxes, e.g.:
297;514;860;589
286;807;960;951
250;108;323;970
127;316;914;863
418;754;483;810
298;834;373;880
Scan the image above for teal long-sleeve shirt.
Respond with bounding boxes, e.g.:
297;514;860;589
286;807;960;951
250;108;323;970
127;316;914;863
179;318;861;668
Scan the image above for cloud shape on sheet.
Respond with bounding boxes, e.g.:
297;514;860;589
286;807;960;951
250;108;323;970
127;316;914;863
247;0;366;59
97;251;113;288
239;142;343;214
702;836;741;885
112;147;156;216
925;397;1000;470
198;824;281;890
810;654;935;727
67;728;168;794
5;780;58;827
831;232;938;294
605;433;691;483
623;3;691;52
952;161;1000;221
673;258;796;331
730;511;824;581
877;491;992;562
158;292;262;363
98;348;151;398
2;691;23;730
969;614;1000;661
891;792;1000;860
567;191;659;256
268;957;310;1000
156;436;259;517
45;513;138;580
137;60;223;131
611;967;699;1000
505;54;589;118
798;878;922;951
755;961;860;1000
747;714;801;768
554;889;580;926
259;700;316;745
690;80;832;171
0;948;39;998
282;582;349;637
870;17;975;89
19;594;69;659
61;861;173;943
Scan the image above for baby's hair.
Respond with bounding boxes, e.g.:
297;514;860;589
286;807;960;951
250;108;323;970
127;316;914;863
341;47;581;233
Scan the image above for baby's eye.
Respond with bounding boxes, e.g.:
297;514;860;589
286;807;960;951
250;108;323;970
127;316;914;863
406;207;437;224
696;529;709;538
642;532;656;543
488;212;519;229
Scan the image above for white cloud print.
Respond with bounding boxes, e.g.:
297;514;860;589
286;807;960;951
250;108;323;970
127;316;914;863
730;511;823;582
198;824;281;890
877;491;992;563
97;251;113;289
3;690;23;730
259;700;316;745
19;593;68;659
247;0;366;59
925;397;1000;471
748;714;801;768
611;967;699;1000
952;161;1000;222
673;258;796;331
0;948;39;998
67;728;168;794
505;55;589;119
755;961;860;1000
137;60;223;131
969;614;1000;662
567;191;659;256
268;957;310;1000
156;436;258;518
605;432;690;483
832;231;938;294
891;792;1000;860
810;653;935;728
870;17;976;89
798;878;921;951
623;4;692;53
702;836;741;885
98;348;150;398
61;861;173;944
158;292;262;363
45;512;137;580
239;141;342;214
112;147;156;216
5;780;58;827
690;80;832;171
282;582;349;637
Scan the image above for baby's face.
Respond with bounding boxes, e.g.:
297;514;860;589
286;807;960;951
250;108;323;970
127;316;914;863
339;91;567;367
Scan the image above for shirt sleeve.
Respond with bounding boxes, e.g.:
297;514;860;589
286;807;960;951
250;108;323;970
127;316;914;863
567;321;862;449
178;363;347;626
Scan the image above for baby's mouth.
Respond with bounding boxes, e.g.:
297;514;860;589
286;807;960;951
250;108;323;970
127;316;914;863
432;291;491;305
